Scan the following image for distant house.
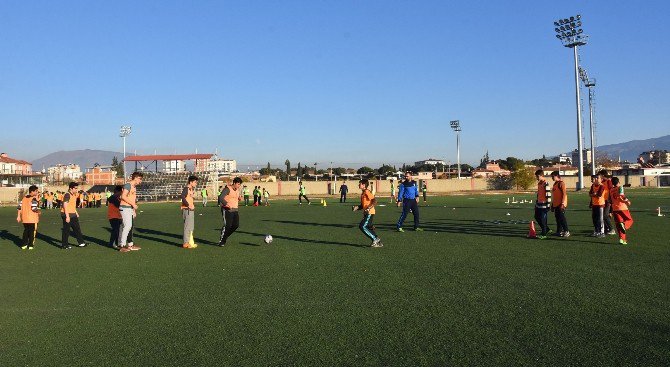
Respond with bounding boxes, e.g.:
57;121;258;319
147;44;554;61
472;161;511;178
47;164;82;183
415;158;446;166
0;153;42;186
85;165;117;185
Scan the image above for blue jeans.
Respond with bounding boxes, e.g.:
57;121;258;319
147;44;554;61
534;206;549;235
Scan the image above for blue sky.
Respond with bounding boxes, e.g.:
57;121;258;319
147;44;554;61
1;0;668;168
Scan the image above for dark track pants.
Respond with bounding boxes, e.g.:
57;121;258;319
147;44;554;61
340;193;347;203
299;194;310;204
359;214;377;241
397;199;420;230
603;202;613;232
109;218;124;248
62;215;84;247
592;206;604;234
219;209;240;245
553;208;569;234
22;223;37;247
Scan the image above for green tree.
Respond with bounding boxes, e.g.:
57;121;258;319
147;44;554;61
511;168;535;190
111;156;124;178
285;159;291;180
333;167;346;175
357;166;375;176
377;164;394;175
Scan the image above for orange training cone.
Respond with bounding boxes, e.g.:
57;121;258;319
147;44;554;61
527;221;537;239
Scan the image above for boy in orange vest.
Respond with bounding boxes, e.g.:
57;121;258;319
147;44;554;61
550;171;570;237
61;182;87;249
107;186;126;250
352;179;383;247
589;175;607;238
610;177;634;245
181;175;198;249
16;185;41;250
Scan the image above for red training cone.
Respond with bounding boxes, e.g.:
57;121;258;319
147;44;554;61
527;221;537;239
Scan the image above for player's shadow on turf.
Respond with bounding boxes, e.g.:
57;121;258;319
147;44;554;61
237;230;365;248
0;230;23;248
262;220;354;229
134;227;217;246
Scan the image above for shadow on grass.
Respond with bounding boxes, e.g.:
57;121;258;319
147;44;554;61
379;218;611;245
262;219;354;229
236;230;365;248
134;226;217;246
0;230;23;248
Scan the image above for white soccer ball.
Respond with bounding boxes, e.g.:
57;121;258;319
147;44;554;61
264;235;273;244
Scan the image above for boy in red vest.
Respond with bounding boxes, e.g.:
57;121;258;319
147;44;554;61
610;177;634;245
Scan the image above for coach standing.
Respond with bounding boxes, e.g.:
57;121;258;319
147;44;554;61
396;172;423;232
339;181;349;203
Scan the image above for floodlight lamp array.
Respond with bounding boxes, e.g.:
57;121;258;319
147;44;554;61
553;14;587;47
119;125;132;137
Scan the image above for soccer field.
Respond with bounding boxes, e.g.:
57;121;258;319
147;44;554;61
1;190;669;366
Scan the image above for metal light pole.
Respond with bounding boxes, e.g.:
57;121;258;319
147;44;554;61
579;67;597;174
314;162;318;181
450;120;461;179
554;15;588;190
119;125;132;179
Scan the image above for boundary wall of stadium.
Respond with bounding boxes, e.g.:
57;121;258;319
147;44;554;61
0;174;662;205
213;174;656;198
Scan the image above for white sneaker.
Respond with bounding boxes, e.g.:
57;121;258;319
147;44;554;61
371;238;383;248
78;243;87;247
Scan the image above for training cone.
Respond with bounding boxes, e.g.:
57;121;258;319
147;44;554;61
658;207;664;217
323;199;327;207
527;221;537;239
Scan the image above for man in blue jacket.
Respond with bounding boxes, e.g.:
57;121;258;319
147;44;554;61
396;172;422;232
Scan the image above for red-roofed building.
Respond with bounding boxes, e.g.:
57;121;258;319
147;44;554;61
0;153;33;175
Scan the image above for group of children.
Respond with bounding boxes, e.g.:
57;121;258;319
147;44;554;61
534;169;634;245
241;185;270;206
14;168;636;251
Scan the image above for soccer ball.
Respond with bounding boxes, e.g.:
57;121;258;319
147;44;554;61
264;235;273;244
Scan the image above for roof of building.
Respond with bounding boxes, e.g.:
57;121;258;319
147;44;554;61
0;155;32;165
124;154;214;162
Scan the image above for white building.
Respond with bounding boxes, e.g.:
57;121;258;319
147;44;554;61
47;164;82;183
571;149;592;166
415;158;446;166
207;158;237;173
163;160;186;173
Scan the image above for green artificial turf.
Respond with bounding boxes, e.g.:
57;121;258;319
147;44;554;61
1;190;669;366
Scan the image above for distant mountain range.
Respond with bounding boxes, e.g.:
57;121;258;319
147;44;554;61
596;135;670;162
31;150;128;171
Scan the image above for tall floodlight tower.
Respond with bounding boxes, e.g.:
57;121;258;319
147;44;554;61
119;125;132;179
450;120;462;179
554;15;588;190
579;67;597;174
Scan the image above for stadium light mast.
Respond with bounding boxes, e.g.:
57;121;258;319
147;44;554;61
579;67;597;175
119;125;132;179
450;120;461;179
554;14;588;190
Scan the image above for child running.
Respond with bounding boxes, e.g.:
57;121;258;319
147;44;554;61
352;179;383;247
610;177;634;245
16;185;41;250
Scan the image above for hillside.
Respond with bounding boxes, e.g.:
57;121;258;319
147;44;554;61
31;150;126;170
597;135;670;162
